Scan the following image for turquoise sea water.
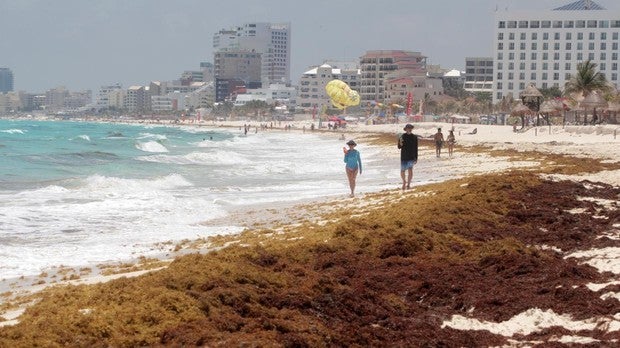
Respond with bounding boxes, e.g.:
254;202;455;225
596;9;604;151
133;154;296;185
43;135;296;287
0;119;404;279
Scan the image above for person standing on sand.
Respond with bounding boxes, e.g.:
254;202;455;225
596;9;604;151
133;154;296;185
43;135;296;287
446;129;456;157
398;124;418;190
433;128;444;158
343;140;362;197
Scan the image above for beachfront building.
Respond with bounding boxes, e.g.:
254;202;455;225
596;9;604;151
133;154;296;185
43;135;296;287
383;74;444;106
0;68;14;93
125;86;148;112
95;84;122;110
493;0;620;103
359;50;427;103
464;57;493;93
213;22;291;87
214;50;262;102
0;92;20;114
297;62;360;112
234;83;297;108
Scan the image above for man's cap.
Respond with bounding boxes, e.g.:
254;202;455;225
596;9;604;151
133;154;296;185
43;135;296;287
403;124;414;130
346;140;357;146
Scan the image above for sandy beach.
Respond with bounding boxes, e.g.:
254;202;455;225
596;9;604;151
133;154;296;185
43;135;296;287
1;118;619;346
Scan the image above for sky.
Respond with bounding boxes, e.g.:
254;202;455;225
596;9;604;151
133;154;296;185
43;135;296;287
0;0;616;93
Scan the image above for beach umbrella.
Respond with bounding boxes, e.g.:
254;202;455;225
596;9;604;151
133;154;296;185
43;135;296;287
579;91;608;124
510;103;531;116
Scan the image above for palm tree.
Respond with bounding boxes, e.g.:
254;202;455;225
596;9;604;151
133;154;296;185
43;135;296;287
564;60;612;124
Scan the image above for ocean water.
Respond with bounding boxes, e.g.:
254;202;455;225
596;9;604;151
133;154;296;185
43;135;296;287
0;119;412;280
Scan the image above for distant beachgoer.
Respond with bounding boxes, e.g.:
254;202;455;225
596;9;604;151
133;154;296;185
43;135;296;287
433;128;444;158
343;140;362;197
398;124;418;190
339;133;345;140
446;130;456;157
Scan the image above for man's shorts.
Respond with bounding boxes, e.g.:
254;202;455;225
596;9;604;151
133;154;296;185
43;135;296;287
401;160;416;171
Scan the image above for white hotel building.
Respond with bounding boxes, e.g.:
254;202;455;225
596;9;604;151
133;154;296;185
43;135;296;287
493;0;620;103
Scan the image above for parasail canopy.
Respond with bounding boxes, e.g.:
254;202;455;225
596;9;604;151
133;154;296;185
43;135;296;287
325;80;360;109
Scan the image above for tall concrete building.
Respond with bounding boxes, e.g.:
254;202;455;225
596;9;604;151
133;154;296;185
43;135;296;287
0;68;14;93
493;0;620;103
464;57;494;93
213;22;291;87
359;50;427;103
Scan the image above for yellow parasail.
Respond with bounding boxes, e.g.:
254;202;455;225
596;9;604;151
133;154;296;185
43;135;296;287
325;80;360;109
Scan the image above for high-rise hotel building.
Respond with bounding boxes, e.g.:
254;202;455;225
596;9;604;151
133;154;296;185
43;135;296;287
213;22;291;87
492;0;620;103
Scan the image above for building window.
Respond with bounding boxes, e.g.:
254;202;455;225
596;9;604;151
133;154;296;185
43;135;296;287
497;92;503;100
531;32;538;40
497;52;503;60
508;82;513;89
542;82;548;88
614;33;619;40
566;42;572;50
554;52;560;60
519;62;525;69
601;32;607;40
565;63;571;70
509;42;515;50
554;32;560;40
543;62;548;70
614;43;619;50
587;20;597;28
613;63;618;70
589;32;595;40
577;53;583;60
566;53;571;60
497;72;503;79
497;82;503;89
613;53;618;61
542;72;548;80
509;32;515;40
612;73;618;81
576;20;586;28
543;43;549;50
565;73;572;80
519;82;525;90
601;43;606;50
543;53;549;61
520;42;525;50
520;32;526;40
553;73;559;81
531;72;536;80
565;32;572;40
498;32;504;40
498;42;503;50
554;43;560;50
531;62;537;69
508;21;517;28
530;21;540;28
519;72;525;80
508;72;514;80
577;42;583;50
611;20;620;28
601;63;606;71
541;21;551;28
520;52;526;60
509;52;514;60
543;33;549;40
577;32;583;40
589;53;595;60
531;42;537;50
553;21;562;28
519;21;528;28
564;20;574;28
554;63;559;70
508;62;514;70
497;62;503;69
531;52;537;60
601;52;606;60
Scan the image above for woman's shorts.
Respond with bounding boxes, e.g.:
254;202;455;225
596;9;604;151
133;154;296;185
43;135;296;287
401;160;416;171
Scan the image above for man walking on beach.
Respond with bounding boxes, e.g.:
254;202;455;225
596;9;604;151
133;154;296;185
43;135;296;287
398;124;418;190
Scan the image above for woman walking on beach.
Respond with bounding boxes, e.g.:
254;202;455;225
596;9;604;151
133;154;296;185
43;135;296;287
398;124;418;190
343;140;362;197
446;129;456;157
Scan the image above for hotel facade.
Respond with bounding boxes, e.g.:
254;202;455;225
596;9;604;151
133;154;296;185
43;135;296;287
492;0;620;103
